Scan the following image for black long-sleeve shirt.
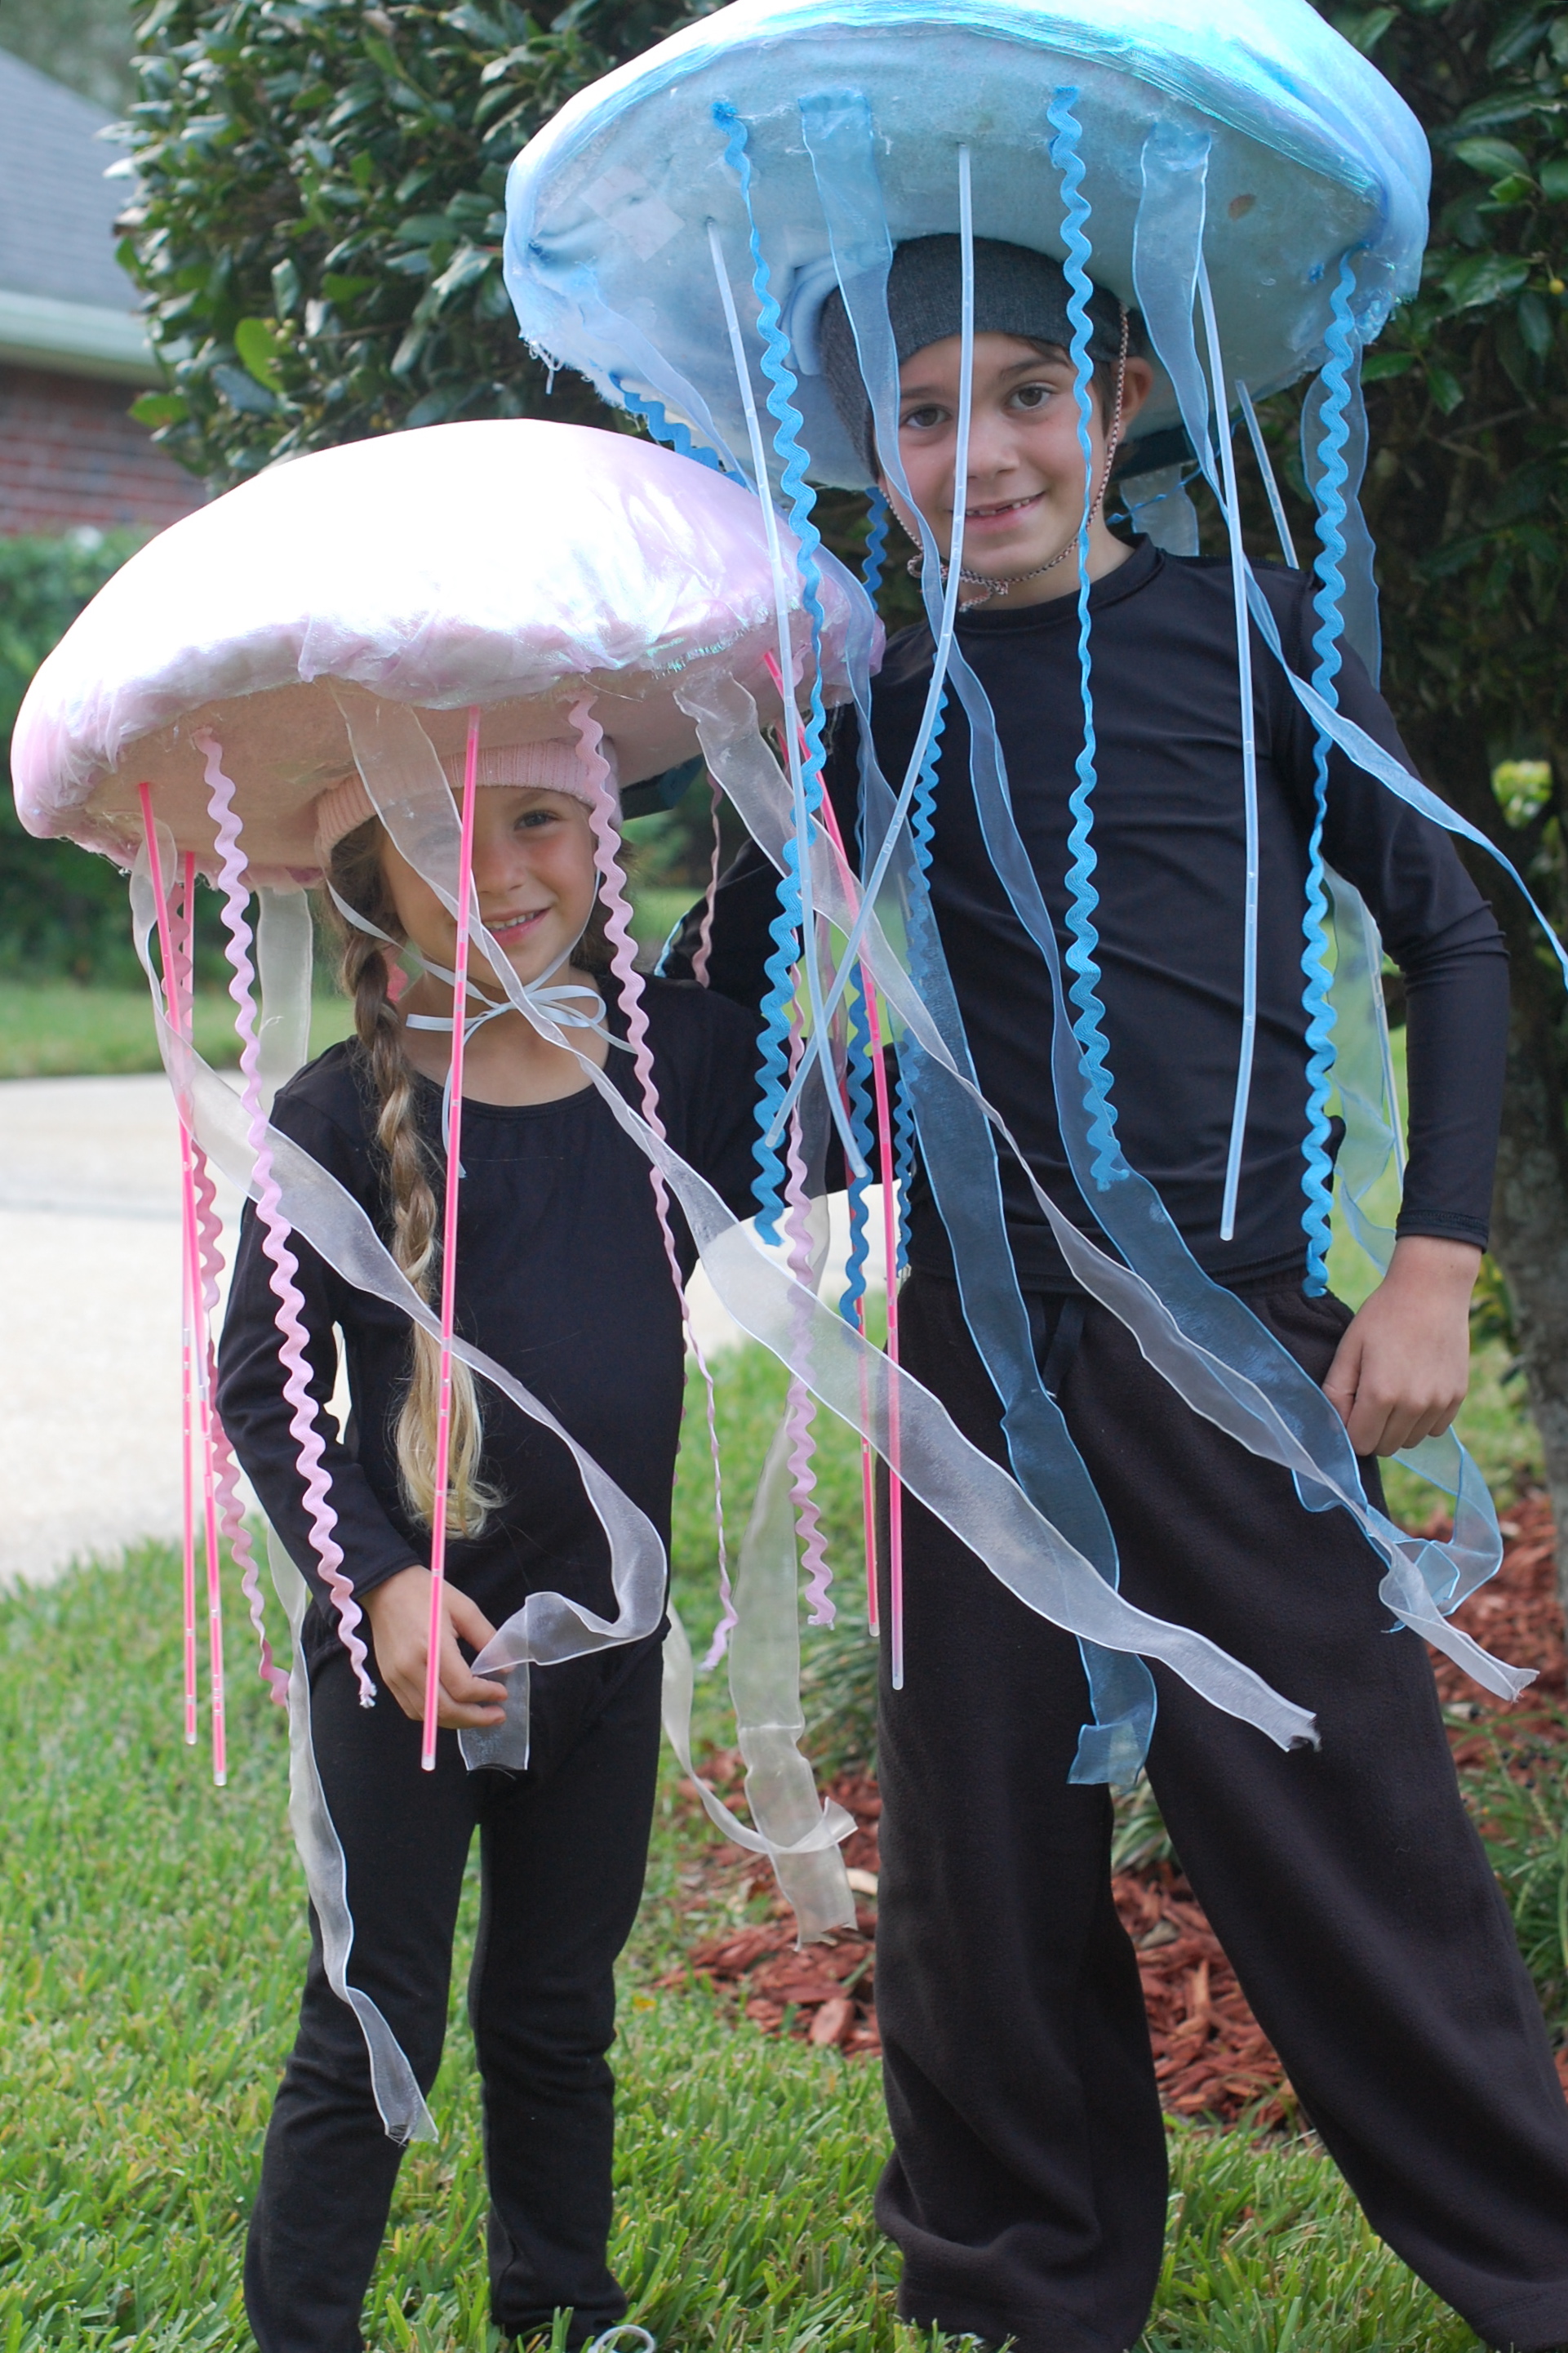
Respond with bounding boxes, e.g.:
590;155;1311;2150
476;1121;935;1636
217;978;762;1618
671;539;1508;1290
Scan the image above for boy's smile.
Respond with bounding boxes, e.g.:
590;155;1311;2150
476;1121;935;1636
883;329;1153;607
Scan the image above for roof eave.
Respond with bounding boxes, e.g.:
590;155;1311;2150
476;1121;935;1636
0;287;159;385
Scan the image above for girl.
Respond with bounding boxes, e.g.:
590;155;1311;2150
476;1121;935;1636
218;739;761;2353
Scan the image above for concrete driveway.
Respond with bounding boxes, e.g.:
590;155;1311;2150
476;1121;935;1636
0;1071;886;1587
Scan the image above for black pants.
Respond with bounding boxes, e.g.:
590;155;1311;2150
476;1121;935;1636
876;1271;1568;2353
245;1618;664;2353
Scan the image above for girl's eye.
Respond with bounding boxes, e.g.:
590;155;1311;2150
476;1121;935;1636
516;808;557;830
900;403;947;432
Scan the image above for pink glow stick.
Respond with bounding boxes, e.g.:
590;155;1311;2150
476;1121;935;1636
178;1140;198;1743
780;1023;832;1626
420;706;482;1772
167;848;199;1742
175;852;228;1781
140;790;228;1773
763;683;904;1665
186;1135;288;1709
569;697;735;1663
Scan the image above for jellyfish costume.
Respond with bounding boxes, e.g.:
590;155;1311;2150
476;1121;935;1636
10;416;1322;2168
495;11;1568;2343
498;0;1568;1773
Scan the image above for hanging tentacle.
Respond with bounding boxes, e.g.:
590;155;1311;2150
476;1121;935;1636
1046;90;1124;1193
1298;257;1363;1292
571;697;733;1665
691;776;724;989
198;740;375;1706
713;108;862;1188
861;483;891;601
1236;381;1299;570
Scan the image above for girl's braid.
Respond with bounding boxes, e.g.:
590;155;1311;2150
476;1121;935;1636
326;819;496;1538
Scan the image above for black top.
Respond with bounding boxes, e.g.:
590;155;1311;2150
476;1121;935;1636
216;978;762;1622
671;538;1509;1290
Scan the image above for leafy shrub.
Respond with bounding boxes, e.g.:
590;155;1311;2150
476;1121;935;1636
114;0;716;484
0;531;150;981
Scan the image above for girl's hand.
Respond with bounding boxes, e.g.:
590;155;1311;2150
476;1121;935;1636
362;1564;507;1729
1321;1235;1482;1457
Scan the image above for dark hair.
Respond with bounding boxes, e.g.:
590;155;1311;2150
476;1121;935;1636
818;234;1141;476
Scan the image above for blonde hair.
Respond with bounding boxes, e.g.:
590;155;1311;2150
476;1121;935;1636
325;817;501;1541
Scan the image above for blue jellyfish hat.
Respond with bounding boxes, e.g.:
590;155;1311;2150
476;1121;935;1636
504;0;1557;1781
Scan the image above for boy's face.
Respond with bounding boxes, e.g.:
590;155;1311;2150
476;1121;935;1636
882;330;1152;603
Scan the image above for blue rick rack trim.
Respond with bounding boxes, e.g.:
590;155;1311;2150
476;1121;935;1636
894;687;947;1274
715;100;848;1239
610;377;724;470
1298;253;1360;1294
1046;90;1125;1194
840;972;877;1326
861;483;891;602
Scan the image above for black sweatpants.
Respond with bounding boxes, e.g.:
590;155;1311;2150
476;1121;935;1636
245;1615;664;2353
876;1271;1568;2353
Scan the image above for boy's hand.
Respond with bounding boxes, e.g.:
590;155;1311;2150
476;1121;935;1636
1321;1235;1482;1457
362;1564;507;1730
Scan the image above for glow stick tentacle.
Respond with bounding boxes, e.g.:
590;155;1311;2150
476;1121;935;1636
175;853;229;1784
419;707;482;1772
168;852;204;1750
569;698;733;1659
838;972;880;1630
140;799;224;1770
196;741;375;1705
188;1136;287;1702
781;1041;831;1627
1196;259;1261;1242
1236;380;1299;571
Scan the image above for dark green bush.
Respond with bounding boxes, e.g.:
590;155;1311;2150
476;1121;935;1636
0;531;150;982
114;0;716;484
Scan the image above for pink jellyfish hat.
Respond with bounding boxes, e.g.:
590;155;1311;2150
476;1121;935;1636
11;415;861;883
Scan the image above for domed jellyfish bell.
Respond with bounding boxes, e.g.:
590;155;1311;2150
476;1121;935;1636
11;416;894;1944
503;0;1557;1765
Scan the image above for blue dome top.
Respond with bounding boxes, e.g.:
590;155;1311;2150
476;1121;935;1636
504;0;1428;487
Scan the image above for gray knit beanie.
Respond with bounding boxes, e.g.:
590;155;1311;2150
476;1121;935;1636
817;235;1134;476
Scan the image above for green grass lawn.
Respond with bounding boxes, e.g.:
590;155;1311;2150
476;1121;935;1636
0;984;358;1080
0;1336;1519;2351
0;1541;1491;2353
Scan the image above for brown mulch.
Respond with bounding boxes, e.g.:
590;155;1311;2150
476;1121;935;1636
1424;1489;1566;1762
664;1501;1567;2121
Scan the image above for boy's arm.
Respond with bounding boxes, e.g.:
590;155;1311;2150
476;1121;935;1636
1302;628;1509;1455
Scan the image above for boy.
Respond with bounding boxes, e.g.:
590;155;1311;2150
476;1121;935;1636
670;236;1568;2353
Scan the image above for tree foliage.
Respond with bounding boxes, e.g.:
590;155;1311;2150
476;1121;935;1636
115;0;715;481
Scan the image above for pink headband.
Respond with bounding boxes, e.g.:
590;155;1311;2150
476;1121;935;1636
313;736;616;863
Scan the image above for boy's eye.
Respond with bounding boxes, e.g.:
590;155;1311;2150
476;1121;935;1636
1011;380;1056;411
899;403;948;432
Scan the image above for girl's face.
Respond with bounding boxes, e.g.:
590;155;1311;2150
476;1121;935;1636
380;785;601;994
884;330;1152;598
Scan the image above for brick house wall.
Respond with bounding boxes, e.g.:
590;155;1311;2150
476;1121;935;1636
0;361;203;536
